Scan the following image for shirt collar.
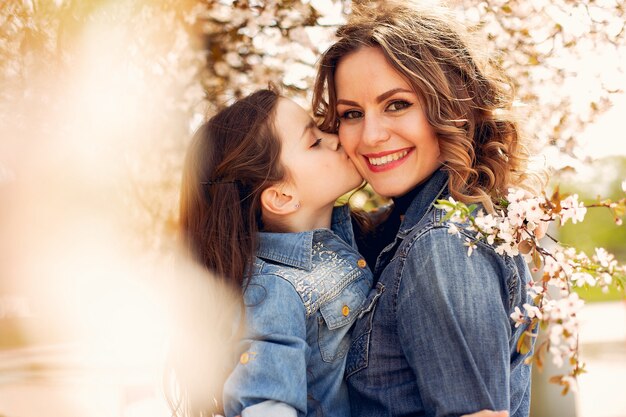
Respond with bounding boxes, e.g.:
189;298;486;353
256;205;353;271
398;168;449;237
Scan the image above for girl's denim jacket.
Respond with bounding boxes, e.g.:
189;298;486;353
223;205;373;417
346;169;536;417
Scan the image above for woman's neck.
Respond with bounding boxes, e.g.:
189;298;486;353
392;182;424;216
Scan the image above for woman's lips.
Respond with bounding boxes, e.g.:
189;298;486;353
363;148;414;172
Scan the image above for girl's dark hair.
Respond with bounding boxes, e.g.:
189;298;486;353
179;88;284;290
171;89;284;416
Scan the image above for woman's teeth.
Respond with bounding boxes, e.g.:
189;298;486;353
367;150;409;166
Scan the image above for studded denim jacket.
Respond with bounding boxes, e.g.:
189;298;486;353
223;205;373;417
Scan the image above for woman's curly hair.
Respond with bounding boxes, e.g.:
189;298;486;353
313;0;543;211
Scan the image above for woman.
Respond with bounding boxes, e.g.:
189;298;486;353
313;1;539;416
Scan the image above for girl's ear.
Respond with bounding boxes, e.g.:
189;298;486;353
260;185;299;216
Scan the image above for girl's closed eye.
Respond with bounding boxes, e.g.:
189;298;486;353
310;137;323;147
387;100;412;112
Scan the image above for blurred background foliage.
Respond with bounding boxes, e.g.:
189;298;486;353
557;157;626;302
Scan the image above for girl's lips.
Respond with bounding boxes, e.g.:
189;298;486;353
363;148;414;173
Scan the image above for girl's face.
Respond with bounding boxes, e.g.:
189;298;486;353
335;47;441;198
274;98;362;210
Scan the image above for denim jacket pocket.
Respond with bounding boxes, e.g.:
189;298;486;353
345;282;385;378
317;276;369;363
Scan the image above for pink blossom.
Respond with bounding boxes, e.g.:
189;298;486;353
522;197;546;224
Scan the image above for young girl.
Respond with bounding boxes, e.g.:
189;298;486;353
178;88;372;417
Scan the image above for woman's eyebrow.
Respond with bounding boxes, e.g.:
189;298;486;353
376;88;412;103
337;88;413;107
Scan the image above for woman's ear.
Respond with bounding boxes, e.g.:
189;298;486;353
260;185;299;216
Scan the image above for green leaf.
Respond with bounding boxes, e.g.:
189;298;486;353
441;210;457;223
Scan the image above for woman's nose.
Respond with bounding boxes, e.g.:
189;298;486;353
362;114;389;146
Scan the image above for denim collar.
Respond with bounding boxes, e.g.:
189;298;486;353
256;205;353;271
397;167;449;238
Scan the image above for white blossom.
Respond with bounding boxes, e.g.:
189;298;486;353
507;188;527;204
527;281;546;297
510;306;525;327
572;272;595;287
503;241;519;257
523;303;543;319
559;194;587;225
474;212;497;232
593;247;615;268
464;238;477;256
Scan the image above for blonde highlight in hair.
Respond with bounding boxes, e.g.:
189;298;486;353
313;0;543;211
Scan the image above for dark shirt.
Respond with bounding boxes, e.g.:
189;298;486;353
351;182;426;276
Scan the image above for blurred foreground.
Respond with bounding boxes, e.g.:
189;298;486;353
0;300;624;417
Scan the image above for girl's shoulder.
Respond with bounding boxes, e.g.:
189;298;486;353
251;243;373;318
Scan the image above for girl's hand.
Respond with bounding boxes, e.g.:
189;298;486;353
461;411;509;417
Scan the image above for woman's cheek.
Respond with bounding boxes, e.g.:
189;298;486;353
339;127;360;158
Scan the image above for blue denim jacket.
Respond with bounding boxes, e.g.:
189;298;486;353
346;169;536;417
223;205;373;417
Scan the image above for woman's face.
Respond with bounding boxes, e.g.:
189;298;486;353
335;47;441;198
274;98;363;210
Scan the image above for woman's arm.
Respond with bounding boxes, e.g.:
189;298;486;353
223;274;308;417
396;228;516;416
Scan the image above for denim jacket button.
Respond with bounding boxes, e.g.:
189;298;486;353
357;258;367;268
342;305;350;316
240;352;250;364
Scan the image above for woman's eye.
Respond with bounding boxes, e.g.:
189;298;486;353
310;138;323;148
387;100;412;112
340;110;362;120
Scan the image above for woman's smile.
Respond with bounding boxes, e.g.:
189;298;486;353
363;147;414;172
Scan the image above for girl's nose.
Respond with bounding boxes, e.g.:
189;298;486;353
325;133;340;151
